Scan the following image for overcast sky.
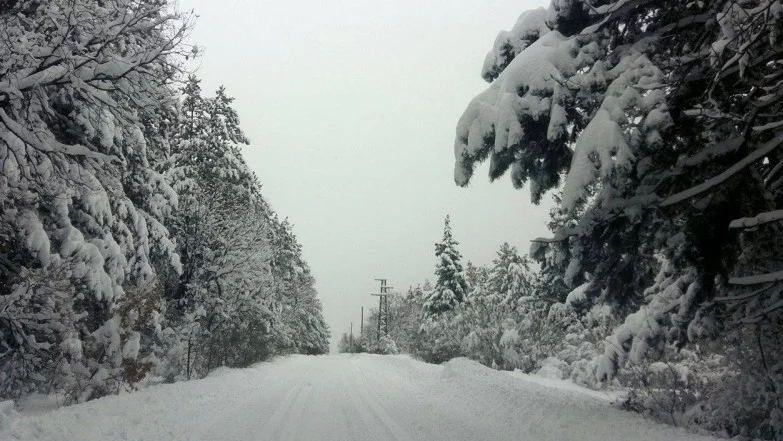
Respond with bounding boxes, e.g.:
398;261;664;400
179;0;551;349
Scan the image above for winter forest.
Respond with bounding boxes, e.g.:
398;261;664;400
0;0;329;403
338;0;783;439
2;0;783;440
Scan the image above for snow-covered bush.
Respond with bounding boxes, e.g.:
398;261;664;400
696;327;783;440
412;312;464;364
616;352;713;427
368;336;399;355
459;294;515;369
338;333;366;354
510;299;561;373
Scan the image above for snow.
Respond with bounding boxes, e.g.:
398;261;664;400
481;8;550;82
499;328;519;348
729;271;783;285
1;354;720;441
122;332;141;359
565;282;590;307
729;209;783;229
561;51;668;210
454;30;583;187
16;209;51;267
597;270;696;381
0;400;14;432
506;366;624;403
454;7;670;208
561;108;630;210
535;356;566;379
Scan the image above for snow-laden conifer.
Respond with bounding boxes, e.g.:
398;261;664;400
424;216;469;316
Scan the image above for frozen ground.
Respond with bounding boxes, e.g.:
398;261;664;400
1;353;720;441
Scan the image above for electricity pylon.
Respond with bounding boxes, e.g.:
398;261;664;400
370;278;392;341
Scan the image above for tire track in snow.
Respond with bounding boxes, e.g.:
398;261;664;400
197;358;318;441
255;364;324;441
348;356;493;441
273;368;328;441
337;368;389;441
341;358;415;441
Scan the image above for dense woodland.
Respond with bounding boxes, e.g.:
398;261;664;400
2;0;783;438
340;0;783;439
0;0;329;404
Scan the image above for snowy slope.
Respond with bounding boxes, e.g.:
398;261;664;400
1;354;720;441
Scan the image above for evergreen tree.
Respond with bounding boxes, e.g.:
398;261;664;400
0;0;188;401
268;219;330;356
152;78;276;376
487;243;533;306
154;79;331;375
0;1;331;396
465;261;490;290
424;216;469;316
455;1;783;437
460;244;534;370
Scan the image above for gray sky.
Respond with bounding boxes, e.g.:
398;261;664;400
180;0;551;350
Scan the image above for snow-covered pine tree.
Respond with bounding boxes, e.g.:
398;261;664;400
388;287;425;353
423;215;469;316
487;243;533;306
154;77;290;376
0;0;188;401
282;267;331;356
456;0;783;436
451;0;679;353
268;218;330;355
144;77;331;376
465;261;490;290
455;1;669;311
459;244;534;370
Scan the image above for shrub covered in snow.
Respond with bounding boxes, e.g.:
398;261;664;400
368;336;399;356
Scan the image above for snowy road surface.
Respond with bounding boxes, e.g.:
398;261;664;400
2;354;719;441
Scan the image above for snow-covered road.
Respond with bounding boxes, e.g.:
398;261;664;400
2;354;719;441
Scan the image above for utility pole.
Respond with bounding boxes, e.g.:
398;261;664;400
370;278;392;341
349;322;353;352
360;307;364;339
